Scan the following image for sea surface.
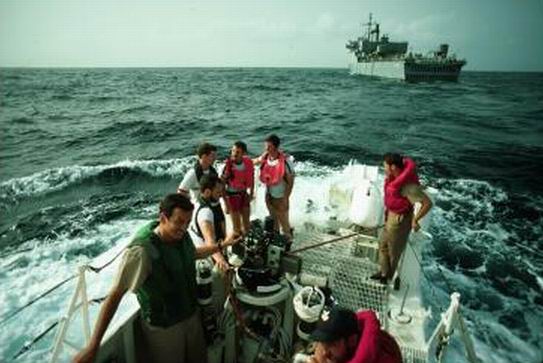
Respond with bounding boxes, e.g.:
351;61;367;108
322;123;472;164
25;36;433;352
1;68;542;362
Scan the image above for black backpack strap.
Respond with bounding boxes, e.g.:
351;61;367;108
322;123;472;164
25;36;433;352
193;200;225;241
192;202;206;238
195;162;218;183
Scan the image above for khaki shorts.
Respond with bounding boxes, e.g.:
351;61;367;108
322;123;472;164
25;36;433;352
139;310;207;363
382;211;412;246
379;210;413;278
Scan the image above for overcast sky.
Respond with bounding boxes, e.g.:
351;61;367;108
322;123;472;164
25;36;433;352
1;0;542;71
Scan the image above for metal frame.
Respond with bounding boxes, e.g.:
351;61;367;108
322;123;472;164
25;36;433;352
426;293;481;363
49;266;91;363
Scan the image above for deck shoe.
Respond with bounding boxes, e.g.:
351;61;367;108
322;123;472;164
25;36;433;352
393;276;401;291
370;272;384;280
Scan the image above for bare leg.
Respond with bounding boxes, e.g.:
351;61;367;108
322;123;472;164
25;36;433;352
230;211;242;235
265;194;280;232
274;197;292;240
241;206;251;235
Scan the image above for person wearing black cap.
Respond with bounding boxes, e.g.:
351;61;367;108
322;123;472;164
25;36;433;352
308;308;402;363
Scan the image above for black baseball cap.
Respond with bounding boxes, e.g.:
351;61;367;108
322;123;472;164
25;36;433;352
310;307;359;342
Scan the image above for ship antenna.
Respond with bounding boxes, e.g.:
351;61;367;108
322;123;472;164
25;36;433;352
366;13;372;39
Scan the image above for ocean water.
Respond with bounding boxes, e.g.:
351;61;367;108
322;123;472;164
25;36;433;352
0;68;542;362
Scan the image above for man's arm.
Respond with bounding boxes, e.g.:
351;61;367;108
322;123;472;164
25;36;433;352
177;170;196;196
194;233;240;259
199;220;229;271
194;242;221;259
412;192;432;232
308;343;328;363
252;153;266;166
284;158;295;198
353;310;380;363
72;286;126;363
284;173;294;198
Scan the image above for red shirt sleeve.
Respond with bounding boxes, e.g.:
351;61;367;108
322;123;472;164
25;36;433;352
347;310;380;363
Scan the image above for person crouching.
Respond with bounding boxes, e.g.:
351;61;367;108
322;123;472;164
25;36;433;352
308;307;402;363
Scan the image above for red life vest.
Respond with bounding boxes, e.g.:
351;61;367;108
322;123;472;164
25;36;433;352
347;310;402;363
224;156;254;191
259;152;287;186
384;157;420;215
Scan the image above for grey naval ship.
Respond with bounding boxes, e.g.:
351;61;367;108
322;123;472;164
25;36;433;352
346;14;467;82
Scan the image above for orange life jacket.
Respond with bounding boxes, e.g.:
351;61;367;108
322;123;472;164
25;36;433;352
259;152;288;186
384;158;420;215
224;156;254;191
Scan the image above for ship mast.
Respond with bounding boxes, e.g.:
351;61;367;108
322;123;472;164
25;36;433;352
365;13;372;40
364;13;380;42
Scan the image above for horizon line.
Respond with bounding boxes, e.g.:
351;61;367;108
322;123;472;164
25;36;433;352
1;65;542;73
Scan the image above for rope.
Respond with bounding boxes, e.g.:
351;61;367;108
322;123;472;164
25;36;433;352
287;224;385;255
0;248;125;326
11;321;59;361
0;273;78;326
407;240;455;311
11;296;107;361
86;247;125;273
286;233;359;254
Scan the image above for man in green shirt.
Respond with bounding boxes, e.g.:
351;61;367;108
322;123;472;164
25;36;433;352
74;194;239;363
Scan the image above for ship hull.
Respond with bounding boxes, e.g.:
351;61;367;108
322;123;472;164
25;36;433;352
349;56;465;82
349;58;405;80
404;61;464;82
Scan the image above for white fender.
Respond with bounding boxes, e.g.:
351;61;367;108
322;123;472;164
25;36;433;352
349;180;384;228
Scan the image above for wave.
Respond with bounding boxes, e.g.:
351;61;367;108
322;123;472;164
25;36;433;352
0;193;156;251
89;120;183;143
88;95;123;103
0;158;342;204
46;113;73;122
248;84;286;92
0;218;144;362
1;73;22;80
118;104;152;115
0;158;193;203
9;116;35;125
50;94;73;101
424;177;543;362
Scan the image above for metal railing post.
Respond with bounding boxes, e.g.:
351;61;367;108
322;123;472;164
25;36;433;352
426;293;481;363
49;266;89;363
79;266;91;343
458;312;481;363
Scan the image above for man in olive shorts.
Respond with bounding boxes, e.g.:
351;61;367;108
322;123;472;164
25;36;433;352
371;153;433;285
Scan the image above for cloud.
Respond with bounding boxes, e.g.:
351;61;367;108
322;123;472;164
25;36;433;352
221;13;353;42
315;13;335;32
388;13;459;51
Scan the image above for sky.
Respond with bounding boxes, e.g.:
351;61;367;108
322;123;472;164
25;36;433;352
0;0;542;71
